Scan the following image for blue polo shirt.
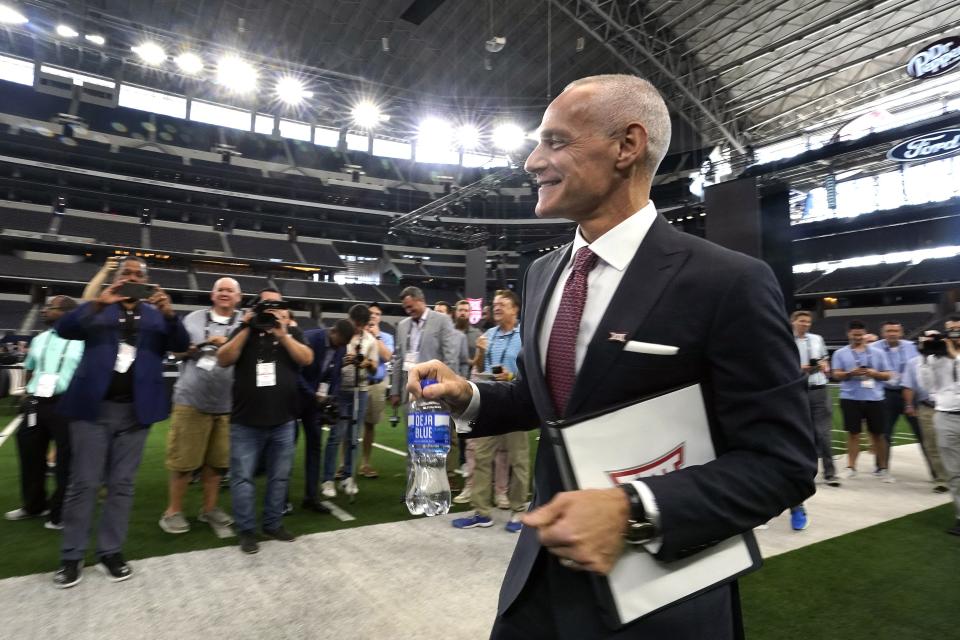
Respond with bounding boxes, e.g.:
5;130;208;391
481;325;521;375
831;345;891;401
870;339;919;390
900;355;929;403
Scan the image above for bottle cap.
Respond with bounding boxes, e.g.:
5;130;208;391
420;378;438;389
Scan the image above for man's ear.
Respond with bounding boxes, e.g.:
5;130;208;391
615;122;648;172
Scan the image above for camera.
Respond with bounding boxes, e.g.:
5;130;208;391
808;358;821;368
919;330;960;357
491;365;504;375
249;299;288;332
317;399;341;424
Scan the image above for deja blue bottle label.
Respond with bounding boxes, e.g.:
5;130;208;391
408;412;451;446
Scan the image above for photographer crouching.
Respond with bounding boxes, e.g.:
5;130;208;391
216;288;313;554
917;316;960;536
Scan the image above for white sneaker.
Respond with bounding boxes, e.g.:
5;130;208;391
321;481;336;498
341;477;359;496
840;467;857;480
878;470;897;483
453;487;473;504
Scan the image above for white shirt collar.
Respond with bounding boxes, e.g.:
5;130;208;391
413;308;429;326
568;201;658;272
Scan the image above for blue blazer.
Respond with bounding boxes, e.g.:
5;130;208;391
299;328;344;396
56;302;189;425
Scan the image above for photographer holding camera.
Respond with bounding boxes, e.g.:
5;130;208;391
53;256;188;588
159;277;242;536
917;316;960;536
297;318;353;511
321;304;378;498
216;288;313;554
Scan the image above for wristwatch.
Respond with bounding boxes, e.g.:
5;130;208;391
618;483;658;545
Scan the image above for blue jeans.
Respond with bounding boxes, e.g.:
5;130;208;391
230;421;295;533
323;389;368;481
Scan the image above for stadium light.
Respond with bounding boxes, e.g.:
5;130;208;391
492;123;526;151
216;55;257;93
132;42;166;66
174;52;204;75
275;76;313;105
55;24;79;38
455;124;481;150
0;4;28;24
84;34;105;45
351;101;383;129
418;117;453;150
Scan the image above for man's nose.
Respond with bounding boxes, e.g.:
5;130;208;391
524;144;546;176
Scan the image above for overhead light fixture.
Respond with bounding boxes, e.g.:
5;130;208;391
0;4;28;24
174;52;204;75
216;55;257;93
418;117;453;150
455;124;481;150
84;33;105;45
275;76;313;105
492;123;525;151
351;101;383;129
132;41;166;66
55;24;79;38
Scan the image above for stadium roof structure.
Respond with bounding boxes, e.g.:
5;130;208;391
3;0;956;159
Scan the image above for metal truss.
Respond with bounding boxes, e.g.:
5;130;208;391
546;0;748;153
389;166;526;245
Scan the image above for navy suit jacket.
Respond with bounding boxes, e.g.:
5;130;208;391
56;302;189;425
471;215;816;637
299;328;344;396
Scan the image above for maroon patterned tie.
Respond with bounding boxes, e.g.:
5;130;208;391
546;246;599;416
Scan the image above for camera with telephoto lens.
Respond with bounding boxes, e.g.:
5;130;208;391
249;299;288;332
919;330;960;357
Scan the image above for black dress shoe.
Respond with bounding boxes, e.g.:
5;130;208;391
238;530;259;554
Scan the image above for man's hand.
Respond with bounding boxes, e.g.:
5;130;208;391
904;404;916;417
522;489;630;575
476;335;489;351
267;310;288;338
864;368;880;379
406;360;473;414
947;339;958;359
147;286;175;318
493;371;513;382
800;364;813;374
96;280;130;307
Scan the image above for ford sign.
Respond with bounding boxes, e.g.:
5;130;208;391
887;130;960;162
907;37;960;79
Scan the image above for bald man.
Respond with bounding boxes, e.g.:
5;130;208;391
160;277;243;536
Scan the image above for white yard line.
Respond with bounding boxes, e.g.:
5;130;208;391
320;501;356;522
0;414;21;449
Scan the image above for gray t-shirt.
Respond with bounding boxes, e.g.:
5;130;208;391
172;309;241;414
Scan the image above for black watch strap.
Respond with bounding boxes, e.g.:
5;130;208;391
618;483;658;545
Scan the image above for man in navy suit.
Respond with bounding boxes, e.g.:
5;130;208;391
53;256;189;588
408;75;815;639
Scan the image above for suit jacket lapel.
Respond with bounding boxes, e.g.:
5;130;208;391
524;244;571;421
565;216;690;417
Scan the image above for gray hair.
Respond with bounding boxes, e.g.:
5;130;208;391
211;277;241;294
400;286;425;302
564;74;672;176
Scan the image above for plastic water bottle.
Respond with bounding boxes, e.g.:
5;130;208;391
405;378;451;516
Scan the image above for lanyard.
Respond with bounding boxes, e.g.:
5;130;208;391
204;310;238;341
40;331;71;376
851;348;871;369
407;316;426;352
485;329;519;370
882;342;906;373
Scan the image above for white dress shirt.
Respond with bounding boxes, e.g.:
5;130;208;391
538;201;658;372
795;332;828;387
918;355;960;412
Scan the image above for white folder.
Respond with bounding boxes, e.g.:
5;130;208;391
545;383;762;627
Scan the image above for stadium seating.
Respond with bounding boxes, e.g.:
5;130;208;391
228;234;300;263
0;255;98;283
274;278;348;300
149;224;225;253
0;299;32;332
58;215;143;247
800;264;906;293
892;257;960;287
0;205;52;234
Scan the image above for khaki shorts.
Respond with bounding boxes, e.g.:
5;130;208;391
365;381;388;425
165;404;230;472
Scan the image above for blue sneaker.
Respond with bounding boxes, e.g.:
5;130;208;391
505;514;522;533
790;507;808;531
452;513;493;529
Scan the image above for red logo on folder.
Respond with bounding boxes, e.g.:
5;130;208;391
606;443;685;484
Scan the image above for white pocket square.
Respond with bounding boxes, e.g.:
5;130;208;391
623;341;679;356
